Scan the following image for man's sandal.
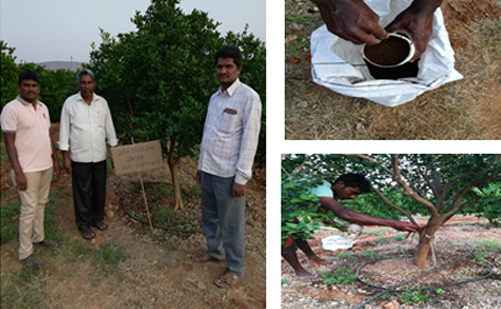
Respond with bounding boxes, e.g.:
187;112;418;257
92;221;108;231
214;270;239;288
193;252;219;262
82;228;95;240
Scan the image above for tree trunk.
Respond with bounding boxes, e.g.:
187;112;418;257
414;216;443;268
167;156;184;211
414;237;431;268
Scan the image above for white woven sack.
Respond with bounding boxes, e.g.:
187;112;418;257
310;0;463;107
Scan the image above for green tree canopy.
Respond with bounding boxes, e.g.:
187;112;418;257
89;0;266;210
1;40;78;121
1;41;19;109
282;154;501;267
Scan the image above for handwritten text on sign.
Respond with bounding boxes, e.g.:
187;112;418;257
110;140;163;175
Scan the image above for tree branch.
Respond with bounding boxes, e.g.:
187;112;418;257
344;154;439;217
437;174;464;213
401;166;426;199
372;186;418;226
342;154;394;175
443;172;499;209
417;166;439;201
390;155;439;216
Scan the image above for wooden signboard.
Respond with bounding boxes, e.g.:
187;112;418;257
110;140;162;176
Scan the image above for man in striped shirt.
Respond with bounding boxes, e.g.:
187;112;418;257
195;46;262;288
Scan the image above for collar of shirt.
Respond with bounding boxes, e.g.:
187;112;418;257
16;95;42;107
76;92;96;104
217;78;241;97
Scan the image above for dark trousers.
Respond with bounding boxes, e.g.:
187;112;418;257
201;172;246;278
71;160;107;231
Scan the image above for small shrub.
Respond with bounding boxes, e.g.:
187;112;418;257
323;267;357;285
401;284;430;305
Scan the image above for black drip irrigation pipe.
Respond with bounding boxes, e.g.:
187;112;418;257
122;181;204;234
354;247;493;309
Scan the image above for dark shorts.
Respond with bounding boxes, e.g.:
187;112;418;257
282;234;308;255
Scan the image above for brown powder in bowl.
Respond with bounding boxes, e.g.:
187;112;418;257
364;36;410;65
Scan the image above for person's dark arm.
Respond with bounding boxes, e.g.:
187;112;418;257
386;0;444;61
50;132;60;178
4;132;27;191
62;151;71;174
311;0;389;45
318;196;419;233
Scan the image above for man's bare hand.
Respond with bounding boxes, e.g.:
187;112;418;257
392;221;421;233
385;0;441;61
63;154;72;174
232;182;245;197
312;0;388;45
15;172;28;191
53;162;60;178
196;170;202;185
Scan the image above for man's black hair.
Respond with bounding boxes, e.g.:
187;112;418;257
18;69;39;85
333;173;372;193
215;45;242;67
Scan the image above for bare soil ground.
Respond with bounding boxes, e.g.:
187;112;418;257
281;216;501;308
0;125;266;309
285;0;501;140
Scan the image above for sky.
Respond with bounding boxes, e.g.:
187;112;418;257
0;0;265;63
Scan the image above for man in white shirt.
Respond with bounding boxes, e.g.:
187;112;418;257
194;46;262;288
59;69;118;240
1;69;60;269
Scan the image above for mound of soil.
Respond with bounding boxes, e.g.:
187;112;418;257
364;36;410;65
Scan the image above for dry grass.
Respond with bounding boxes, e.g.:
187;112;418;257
1;151;266;309
285;0;501;140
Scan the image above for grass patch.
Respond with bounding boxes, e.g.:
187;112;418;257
0;139;10;164
376;235;389;245
96;242;128;271
1;269;47;309
477;239;500;251
401;283;431;305
182;185;201;198
393;233;406;241
0;200;19;245
153;183;171;198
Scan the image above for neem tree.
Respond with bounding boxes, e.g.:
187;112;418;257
89;0;265;211
282;154;501;268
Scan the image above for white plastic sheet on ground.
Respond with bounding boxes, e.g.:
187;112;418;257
310;0;463;107
322;235;355;251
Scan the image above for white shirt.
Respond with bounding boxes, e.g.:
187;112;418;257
198;79;262;185
58;92;118;163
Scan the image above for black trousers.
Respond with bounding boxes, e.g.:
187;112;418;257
71;160;107;231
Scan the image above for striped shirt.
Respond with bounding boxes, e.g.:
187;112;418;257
198;79;262;185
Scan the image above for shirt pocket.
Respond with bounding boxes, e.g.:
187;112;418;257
94;109;106;128
218;112;239;135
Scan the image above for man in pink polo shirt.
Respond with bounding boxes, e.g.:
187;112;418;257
1;69;60;270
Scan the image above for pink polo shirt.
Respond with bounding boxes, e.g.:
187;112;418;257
0;96;53;173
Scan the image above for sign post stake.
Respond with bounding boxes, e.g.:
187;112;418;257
132;138;154;232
